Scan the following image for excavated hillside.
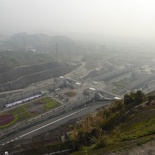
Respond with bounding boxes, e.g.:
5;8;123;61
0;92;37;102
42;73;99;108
0;61;77;92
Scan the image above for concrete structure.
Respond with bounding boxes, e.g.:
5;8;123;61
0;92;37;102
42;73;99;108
83;87;97;99
93;81;98;85
65;79;75;89
73;82;82;89
54;76;64;82
54;76;65;87
114;96;122;100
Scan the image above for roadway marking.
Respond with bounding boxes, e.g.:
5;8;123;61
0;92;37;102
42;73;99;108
19;111;78;138
3;106;90;145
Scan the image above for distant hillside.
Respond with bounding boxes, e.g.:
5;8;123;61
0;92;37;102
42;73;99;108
2;33;77;54
0;50;53;74
1;33;105;58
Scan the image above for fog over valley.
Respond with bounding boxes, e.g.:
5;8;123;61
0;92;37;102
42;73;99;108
1;1;155;155
0;0;155;50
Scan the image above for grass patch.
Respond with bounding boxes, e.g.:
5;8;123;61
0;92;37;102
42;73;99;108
112;89;118;93
0;97;60;128
70;135;155;155
42;97;60;111
120;105;155;140
112;78;134;89
122;106;155;130
0;105;31;129
40;97;52;103
11;105;31;121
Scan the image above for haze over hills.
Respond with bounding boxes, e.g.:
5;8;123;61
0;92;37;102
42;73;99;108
2;33;76;53
1;0;155;154
0;32;106;93
1;32;105;57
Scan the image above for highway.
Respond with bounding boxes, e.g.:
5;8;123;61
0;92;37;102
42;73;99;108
0;101;110;146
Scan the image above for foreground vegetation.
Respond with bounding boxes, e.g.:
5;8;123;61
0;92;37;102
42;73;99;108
70;90;155;154
1;91;155;155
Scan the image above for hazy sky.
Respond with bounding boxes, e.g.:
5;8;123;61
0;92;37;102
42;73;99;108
0;0;155;42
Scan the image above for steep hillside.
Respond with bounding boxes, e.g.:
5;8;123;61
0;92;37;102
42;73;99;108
70;91;155;155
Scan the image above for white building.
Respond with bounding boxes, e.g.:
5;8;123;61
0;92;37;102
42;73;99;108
114;96;122;100
54;76;65;87
54;76;64;82
74;82;82;89
84;87;97;99
93;81;98;85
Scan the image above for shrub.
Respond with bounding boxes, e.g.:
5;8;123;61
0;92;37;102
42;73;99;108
93;134;108;149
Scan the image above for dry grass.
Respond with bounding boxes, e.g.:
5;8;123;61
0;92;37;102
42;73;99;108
70;92;155;155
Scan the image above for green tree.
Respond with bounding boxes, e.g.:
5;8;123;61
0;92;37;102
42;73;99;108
134;90;145;105
148;95;155;103
124;94;133;105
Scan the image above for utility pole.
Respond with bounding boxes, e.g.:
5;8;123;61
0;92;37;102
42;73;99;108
23;35;26;51
68;48;71;63
55;43;58;59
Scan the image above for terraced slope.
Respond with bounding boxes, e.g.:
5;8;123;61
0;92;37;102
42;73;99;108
0;61;77;92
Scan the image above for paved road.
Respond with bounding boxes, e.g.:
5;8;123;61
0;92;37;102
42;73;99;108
65;62;86;79
1;101;110;146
